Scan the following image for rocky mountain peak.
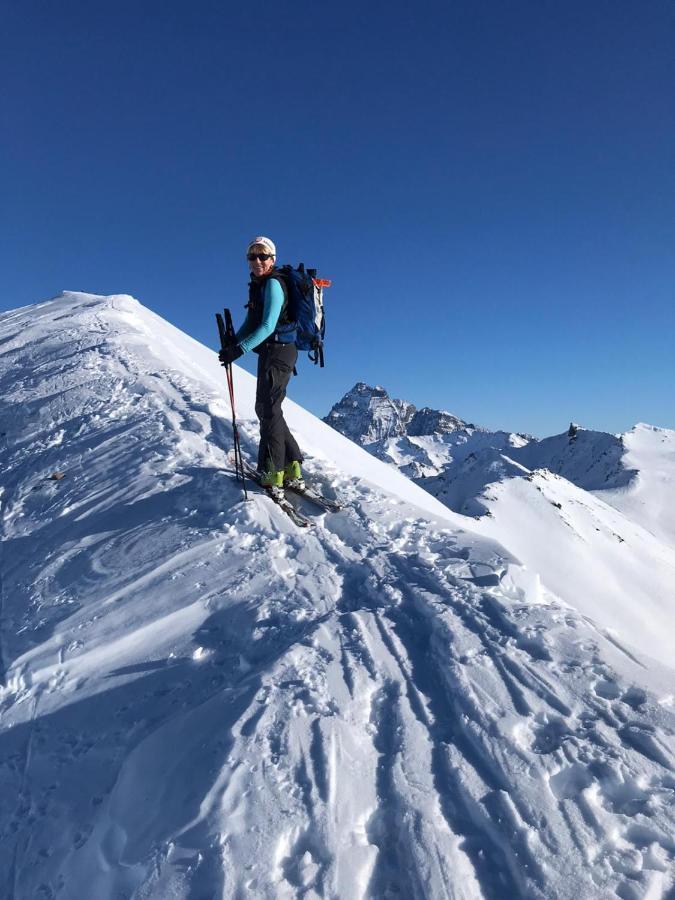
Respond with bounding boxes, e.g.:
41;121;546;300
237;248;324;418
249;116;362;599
323;382;416;445
324;384;468;444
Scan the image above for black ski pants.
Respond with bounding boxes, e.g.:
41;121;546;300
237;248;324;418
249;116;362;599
255;342;303;474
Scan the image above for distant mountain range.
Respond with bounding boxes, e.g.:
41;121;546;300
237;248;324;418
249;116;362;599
324;385;675;620
323;381;650;515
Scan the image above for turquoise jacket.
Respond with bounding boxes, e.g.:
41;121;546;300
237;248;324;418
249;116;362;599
235;278;285;354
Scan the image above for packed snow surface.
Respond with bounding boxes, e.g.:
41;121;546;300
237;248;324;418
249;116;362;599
1;293;674;899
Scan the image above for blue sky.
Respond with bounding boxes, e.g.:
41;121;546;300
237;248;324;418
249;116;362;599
2;0;673;436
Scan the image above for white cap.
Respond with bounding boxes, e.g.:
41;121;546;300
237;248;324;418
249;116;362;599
247;236;276;257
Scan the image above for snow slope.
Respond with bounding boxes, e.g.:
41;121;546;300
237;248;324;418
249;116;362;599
1;293;674;900
471;469;675;667
324;386;675;671
598;425;675;548
502;425;675;548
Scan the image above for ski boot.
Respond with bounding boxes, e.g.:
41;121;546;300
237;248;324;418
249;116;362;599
283;460;306;492
261;468;285;501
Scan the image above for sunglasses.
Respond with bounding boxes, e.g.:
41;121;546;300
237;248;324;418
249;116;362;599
247;253;273;261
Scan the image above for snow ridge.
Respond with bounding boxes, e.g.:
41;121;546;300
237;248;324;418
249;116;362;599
1;294;674;900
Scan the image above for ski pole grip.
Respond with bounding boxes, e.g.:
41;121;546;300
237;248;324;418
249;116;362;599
216;312;228;350
224;308;236;341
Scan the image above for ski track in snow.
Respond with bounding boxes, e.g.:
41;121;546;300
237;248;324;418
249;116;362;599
0;294;674;900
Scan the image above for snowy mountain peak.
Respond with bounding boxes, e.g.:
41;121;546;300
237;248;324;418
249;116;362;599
54;289;137;309
514;426;636;491
633;421;670;435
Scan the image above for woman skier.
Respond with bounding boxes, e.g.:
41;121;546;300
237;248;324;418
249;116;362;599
218;236;304;500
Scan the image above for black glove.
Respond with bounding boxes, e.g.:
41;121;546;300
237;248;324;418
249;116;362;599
219;344;244;367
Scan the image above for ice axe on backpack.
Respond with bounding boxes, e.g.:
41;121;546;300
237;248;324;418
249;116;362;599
216;308;248;500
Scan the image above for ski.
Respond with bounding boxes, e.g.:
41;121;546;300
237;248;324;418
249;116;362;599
284;480;342;512
236;457;342;513
264;489;314;529
227;454;313;528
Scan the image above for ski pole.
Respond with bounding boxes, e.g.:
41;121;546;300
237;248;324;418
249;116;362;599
223;308;247;496
216;309;248;500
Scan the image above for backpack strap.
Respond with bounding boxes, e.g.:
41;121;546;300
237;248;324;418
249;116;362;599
308;344;325;367
268;271;289;311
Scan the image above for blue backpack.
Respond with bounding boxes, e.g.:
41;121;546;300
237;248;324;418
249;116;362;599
273;264;330;367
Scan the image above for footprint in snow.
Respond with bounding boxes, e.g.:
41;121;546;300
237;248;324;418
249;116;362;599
531;716;571;754
593;678;622;700
621;687;648;711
